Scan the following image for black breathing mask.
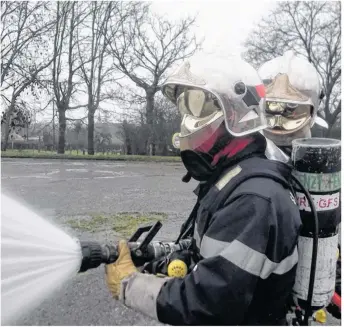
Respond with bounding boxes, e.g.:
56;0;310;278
180;150;215;182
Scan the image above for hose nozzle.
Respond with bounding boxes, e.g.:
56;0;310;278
78;241;119;273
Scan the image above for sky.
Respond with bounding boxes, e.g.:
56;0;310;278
151;0;276;58
106;0;276;123
12;0;277;125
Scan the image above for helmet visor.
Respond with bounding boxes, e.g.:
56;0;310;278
176;89;221;118
265;101;311;131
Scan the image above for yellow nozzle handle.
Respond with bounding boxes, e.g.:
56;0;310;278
314;309;327;324
167;259;187;278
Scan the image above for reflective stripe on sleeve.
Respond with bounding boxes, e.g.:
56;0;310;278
200;235;298;279
194;223;201;249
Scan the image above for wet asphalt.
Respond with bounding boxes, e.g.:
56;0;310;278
1;158;340;326
1;158;196;326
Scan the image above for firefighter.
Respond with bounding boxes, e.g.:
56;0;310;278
105;55;302;325
257;50;327;157
258;51;341;321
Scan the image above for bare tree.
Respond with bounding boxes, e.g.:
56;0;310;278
52;2;89;154
106;3;202;155
243;1;341;135
1;1;56;150
76;2;123;155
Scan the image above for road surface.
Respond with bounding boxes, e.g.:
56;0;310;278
1;158;340;326
2;158;196;326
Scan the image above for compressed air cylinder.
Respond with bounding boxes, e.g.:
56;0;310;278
291;138;341;311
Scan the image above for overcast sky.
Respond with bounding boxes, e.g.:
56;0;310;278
152;1;276;58
35;0;277;123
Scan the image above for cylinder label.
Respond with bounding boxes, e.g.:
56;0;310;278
293;234;339;307
296;192;340;212
293;171;341;193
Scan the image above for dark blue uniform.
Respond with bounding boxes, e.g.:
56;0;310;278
156;157;301;325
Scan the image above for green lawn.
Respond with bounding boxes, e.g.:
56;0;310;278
1;149;181;162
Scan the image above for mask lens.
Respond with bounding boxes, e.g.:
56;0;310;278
266;102;311;130
282;117;307;130
267;116;304;130
184;89;220;118
185;90;206;117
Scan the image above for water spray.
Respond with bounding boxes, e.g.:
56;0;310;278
1;193;82;326
1;193;189;325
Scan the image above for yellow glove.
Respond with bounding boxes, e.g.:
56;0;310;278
105;240;138;299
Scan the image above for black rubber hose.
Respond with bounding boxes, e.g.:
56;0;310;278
292;175;319;326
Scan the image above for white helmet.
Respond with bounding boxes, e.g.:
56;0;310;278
162;55;267;152
258;51;326;146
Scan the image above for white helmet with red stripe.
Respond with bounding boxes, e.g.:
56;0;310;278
162;54;267;153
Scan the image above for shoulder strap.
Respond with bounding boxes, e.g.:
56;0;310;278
175;200;200;244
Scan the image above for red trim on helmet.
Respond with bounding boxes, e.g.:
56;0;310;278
255;84;265;98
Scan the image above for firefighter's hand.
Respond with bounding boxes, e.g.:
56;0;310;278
105;240;138;299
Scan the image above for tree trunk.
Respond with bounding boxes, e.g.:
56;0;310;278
146;92;155;156
88;110;95;155
52;101;56;151
2;105;15;151
57;108;66;154
2;122;10;152
125;136;132;155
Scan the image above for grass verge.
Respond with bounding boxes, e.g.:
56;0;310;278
1;149;181;162
66;212;167;237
